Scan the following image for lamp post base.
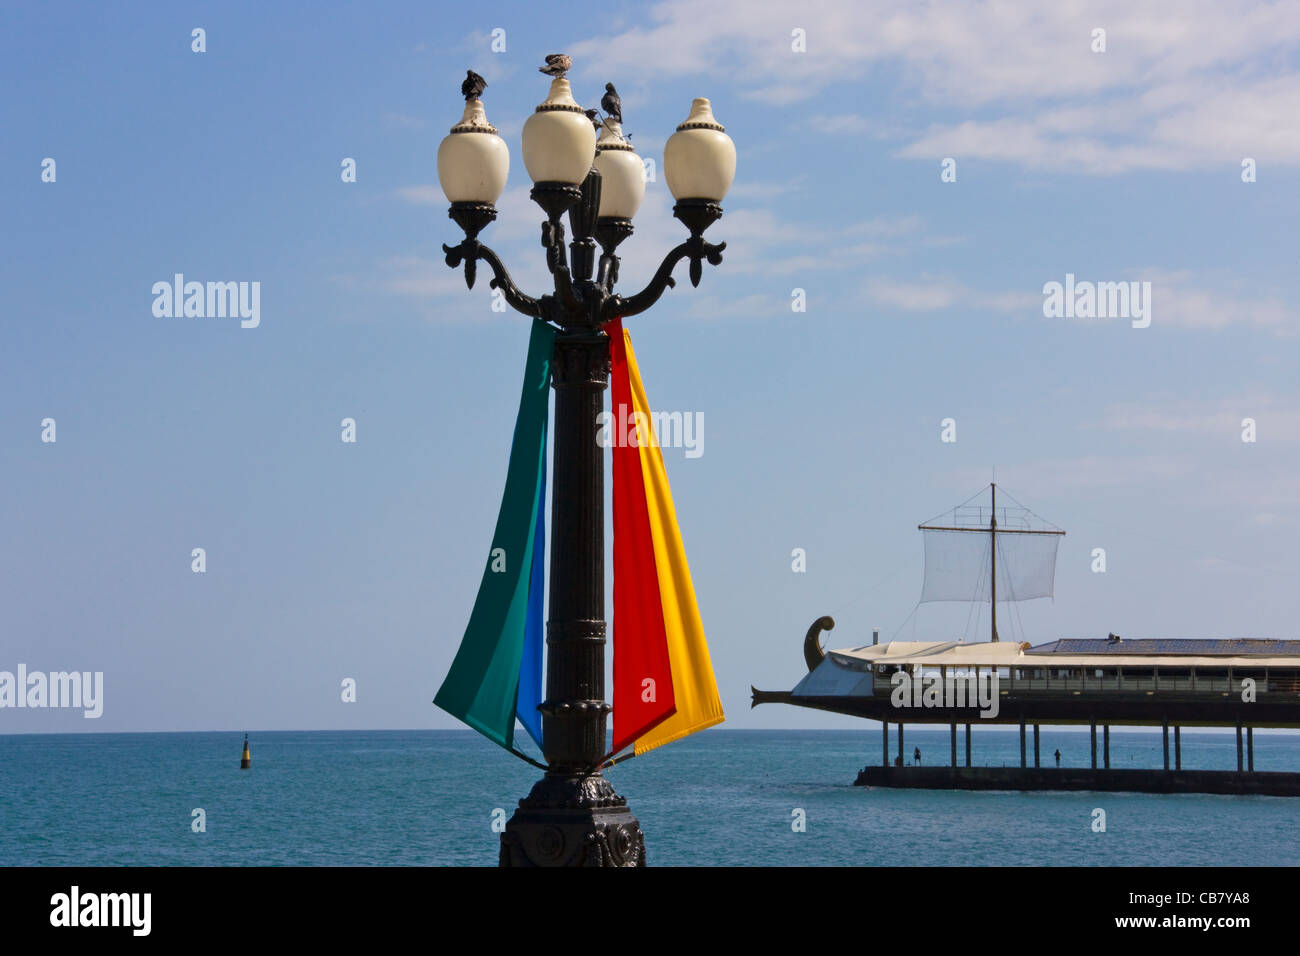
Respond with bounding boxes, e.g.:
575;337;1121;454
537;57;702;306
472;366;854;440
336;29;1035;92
499;772;646;867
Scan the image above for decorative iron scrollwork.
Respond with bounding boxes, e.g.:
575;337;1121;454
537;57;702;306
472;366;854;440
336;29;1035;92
444;171;725;333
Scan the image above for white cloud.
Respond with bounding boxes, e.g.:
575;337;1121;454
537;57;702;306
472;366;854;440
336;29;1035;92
683;292;788;320
1136;270;1296;333
568;0;1300;173
677;210;949;278
863;275;1038;315
808;114;870;135
377;256;474;298
955;454;1300;537
395;185;443;206
953;455;1187;493
725;177;808;201
899;74;1300;173
858;268;1294;331
844;215;924;238
1096;393;1300;442
382;112;427;130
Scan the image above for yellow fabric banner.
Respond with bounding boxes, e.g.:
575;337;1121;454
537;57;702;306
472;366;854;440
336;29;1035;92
621;328;725;755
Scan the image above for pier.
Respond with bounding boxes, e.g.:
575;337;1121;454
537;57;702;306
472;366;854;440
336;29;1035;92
854;765;1300;796
843;701;1288;794
850;713;1291;794
749;693;1296;795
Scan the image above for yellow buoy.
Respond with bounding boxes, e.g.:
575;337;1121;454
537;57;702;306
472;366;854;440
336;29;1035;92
240;733;251;769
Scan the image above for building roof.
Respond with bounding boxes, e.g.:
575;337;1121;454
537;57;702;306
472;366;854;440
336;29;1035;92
829;641;1028;668
822;639;1300;672
1027;638;1300;657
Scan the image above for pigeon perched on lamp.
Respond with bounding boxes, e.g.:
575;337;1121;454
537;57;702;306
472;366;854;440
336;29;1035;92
601;82;622;123
461;70;487;102
539;53;572;77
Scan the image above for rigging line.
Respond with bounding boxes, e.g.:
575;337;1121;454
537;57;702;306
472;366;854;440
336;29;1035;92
597;747;637;770
963;594;980;643
918;485;992;528
991;540;1018;643
599;752;638;770
1004;547;1018;642
508;747;549;771
840;559;917;616
509;723;549;768
962;538;990;641
993;485;1065;532
999;535;1029;645
1013;597;1028;646
1000;483;1295;577
888;602;921;642
1001;543;1021;643
976;540;991;639
998;535;1017;604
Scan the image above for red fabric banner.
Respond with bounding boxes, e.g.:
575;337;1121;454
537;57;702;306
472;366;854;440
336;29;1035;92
609;318;677;753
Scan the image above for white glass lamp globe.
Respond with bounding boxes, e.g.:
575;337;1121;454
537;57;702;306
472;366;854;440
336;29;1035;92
663;98;736;202
521;78;597;185
593;119;644;220
437;99;509;204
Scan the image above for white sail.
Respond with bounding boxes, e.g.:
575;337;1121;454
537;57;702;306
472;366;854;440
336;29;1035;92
920;527;1060;604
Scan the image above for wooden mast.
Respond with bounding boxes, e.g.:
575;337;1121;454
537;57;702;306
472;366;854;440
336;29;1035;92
990;482;998;643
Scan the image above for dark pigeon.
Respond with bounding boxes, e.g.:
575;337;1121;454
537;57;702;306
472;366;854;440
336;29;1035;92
461;69;487;101
584;108;603;133
601;82;622;123
539;53;572;78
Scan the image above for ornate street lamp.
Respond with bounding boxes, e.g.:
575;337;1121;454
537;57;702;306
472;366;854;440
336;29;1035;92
437;58;734;867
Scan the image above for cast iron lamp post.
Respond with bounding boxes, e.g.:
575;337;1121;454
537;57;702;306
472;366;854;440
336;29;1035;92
437;60;735;867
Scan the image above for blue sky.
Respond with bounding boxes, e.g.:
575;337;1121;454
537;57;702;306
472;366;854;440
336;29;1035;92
2;0;1299;734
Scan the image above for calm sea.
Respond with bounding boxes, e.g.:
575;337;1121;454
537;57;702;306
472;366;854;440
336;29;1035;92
2;729;1297;866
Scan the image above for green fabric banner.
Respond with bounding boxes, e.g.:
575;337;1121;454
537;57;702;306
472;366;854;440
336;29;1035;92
434;319;555;751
